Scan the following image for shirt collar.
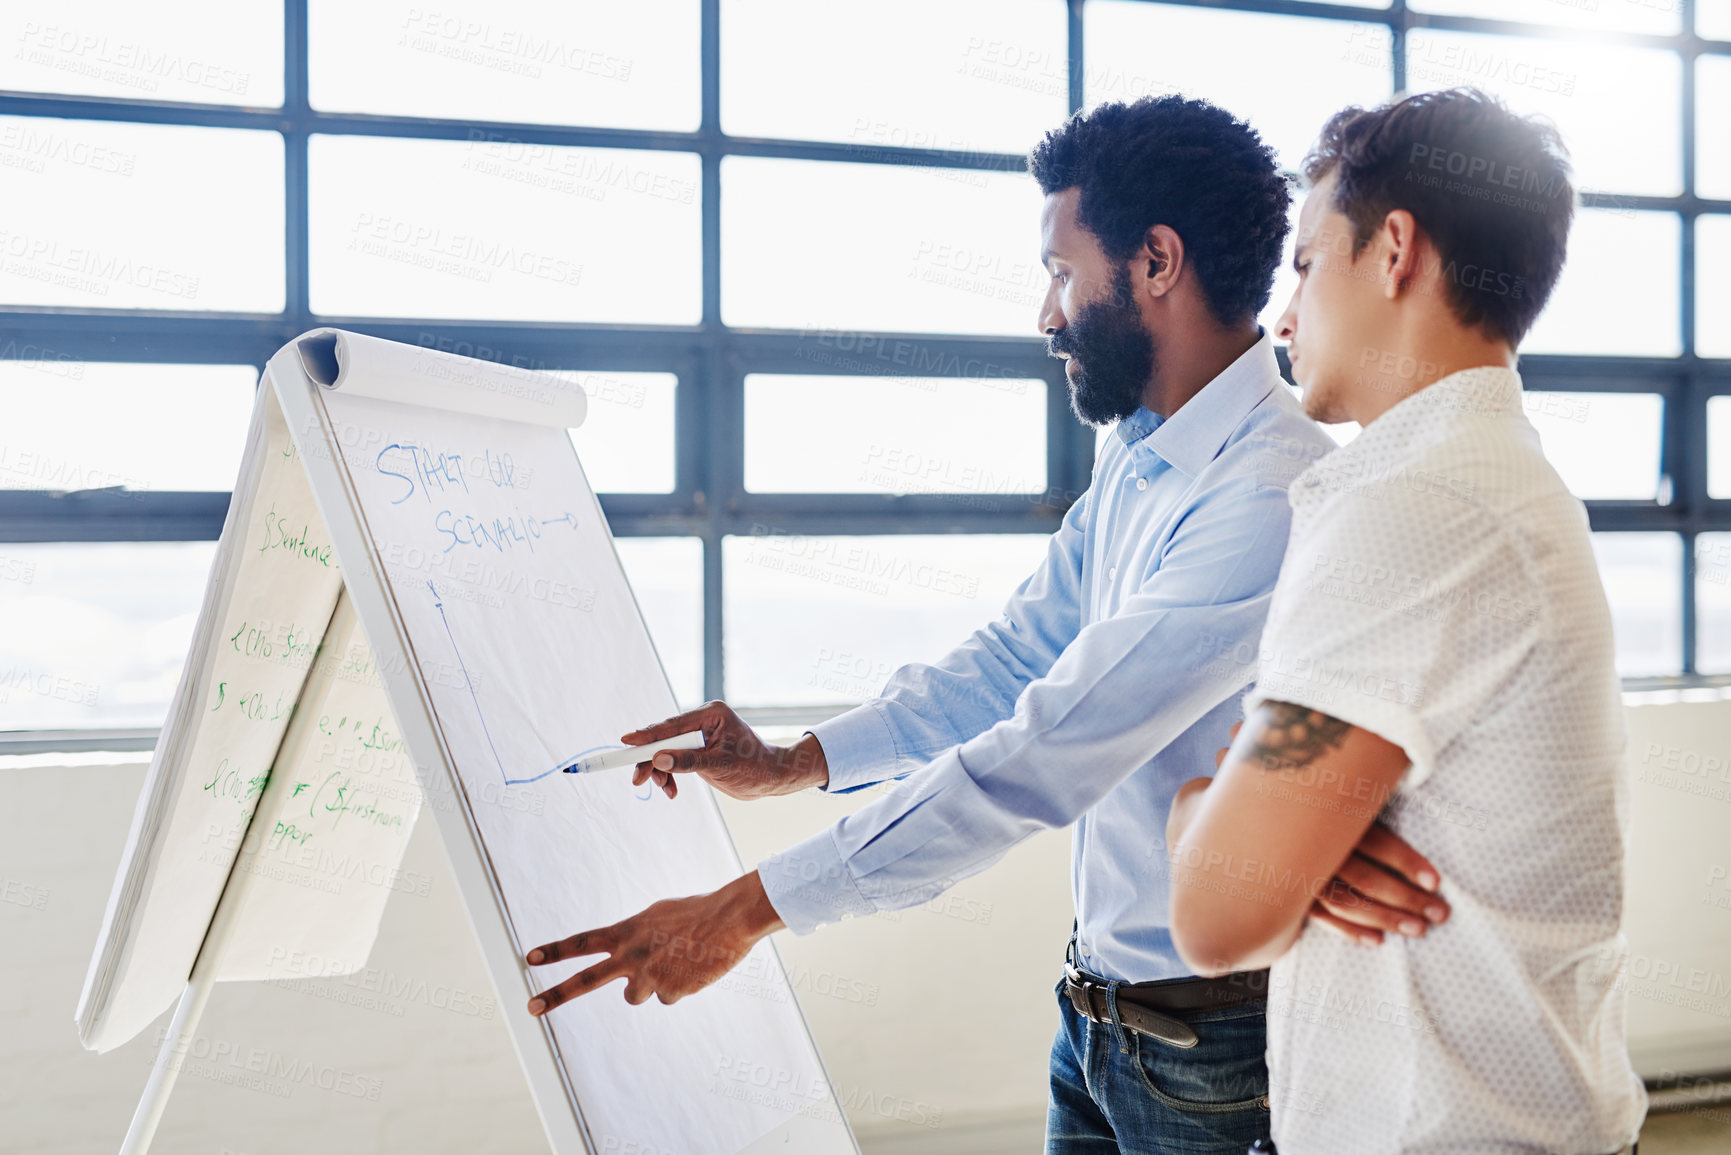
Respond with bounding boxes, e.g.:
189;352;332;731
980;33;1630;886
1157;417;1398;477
1115;330;1282;478
1400;364;1523;419
1289;364;1524;503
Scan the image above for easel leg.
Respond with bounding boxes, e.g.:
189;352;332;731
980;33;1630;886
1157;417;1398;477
119;967;216;1155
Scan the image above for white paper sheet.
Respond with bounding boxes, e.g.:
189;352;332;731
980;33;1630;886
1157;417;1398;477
211;589;423;981
77;393;348;1051
318;387;832;1155
297;327;588;428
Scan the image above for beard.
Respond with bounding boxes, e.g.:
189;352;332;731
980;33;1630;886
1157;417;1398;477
1047;263;1157;428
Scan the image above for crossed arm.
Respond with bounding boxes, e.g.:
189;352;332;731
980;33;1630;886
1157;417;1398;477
1166;700;1437;976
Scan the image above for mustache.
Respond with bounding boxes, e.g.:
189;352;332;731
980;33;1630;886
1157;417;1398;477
1047;329;1077;359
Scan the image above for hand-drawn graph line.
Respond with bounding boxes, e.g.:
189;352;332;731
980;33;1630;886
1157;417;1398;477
429;579;562;787
428;576;650;796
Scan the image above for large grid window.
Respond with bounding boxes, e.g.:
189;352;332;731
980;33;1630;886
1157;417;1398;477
1;0;1727;742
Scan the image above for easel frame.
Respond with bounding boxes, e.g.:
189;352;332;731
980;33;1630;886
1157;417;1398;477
119;331;859;1155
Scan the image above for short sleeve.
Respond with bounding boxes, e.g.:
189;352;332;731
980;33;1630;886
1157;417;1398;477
1245;479;1541;791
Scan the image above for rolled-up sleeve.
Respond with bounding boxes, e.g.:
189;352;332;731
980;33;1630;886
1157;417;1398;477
1245;476;1542;792
761;480;1292;934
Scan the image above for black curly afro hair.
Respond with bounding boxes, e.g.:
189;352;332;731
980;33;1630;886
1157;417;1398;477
1028;95;1291;328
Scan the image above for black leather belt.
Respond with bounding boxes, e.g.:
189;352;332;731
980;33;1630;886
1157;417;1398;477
1064;962;1269;1050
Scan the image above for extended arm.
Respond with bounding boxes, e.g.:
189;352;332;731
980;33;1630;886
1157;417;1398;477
626;487;1094;800
759;481;1294;932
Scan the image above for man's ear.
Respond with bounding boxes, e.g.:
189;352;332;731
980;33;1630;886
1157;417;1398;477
1138;224;1186;301
1380;209;1421;300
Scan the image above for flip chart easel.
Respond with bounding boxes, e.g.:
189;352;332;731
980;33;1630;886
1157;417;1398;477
79;329;860;1155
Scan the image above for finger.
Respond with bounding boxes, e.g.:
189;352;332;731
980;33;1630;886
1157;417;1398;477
1306;901;1383;946
650;748;748;775
528;957;627;1016
526;924;621;966
621;703;719;745
1229;721;1243;740
1335;854;1451;926
632;764;651;787
659;772;678;801
1316;888;1420;938
1215;745;1229;769
622;976;654;1006
1353;824;1441;893
1313;879;1429;939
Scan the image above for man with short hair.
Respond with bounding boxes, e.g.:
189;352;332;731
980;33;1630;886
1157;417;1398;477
1167;88;1647;1153
525;96;1444;1155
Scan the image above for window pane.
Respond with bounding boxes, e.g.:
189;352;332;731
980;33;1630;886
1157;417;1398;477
724;533;1049;706
1700;57;1731;202
722;157;1043;335
1524;392;1663;501
0;362;256;493
1701;1;1731;39
1522;210;1680;357
0;117;284;312
0;543;217;729
722;0;1066;155
1708;396;1731;498
614;537;703;708
1592;532;1682;677
1696;534;1731;674
309;0;699;131
564;372;676;493
309;134;700;323
744;374;1047;495
1085;3;1393;173
1699;216;1731;360
1406;30;1681;196
0;1;282;106
1408;0;1679;34
1261;201;1303;339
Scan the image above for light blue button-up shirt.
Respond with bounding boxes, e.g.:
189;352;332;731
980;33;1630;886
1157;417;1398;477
757;333;1336;982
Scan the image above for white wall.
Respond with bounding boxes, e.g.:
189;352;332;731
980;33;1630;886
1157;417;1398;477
1622;698;1731;1079
3;697;1727;1153
0;757;1070;1155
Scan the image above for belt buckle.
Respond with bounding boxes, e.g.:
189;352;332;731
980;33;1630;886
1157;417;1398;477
1065;963;1200;1049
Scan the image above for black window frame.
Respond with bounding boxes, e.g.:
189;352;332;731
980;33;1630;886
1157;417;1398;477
0;0;1727;725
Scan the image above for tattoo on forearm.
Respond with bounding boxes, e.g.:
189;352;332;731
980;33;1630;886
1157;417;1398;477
1249;702;1351;771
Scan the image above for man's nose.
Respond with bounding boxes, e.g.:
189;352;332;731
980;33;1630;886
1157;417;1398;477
1038;287;1064;338
1274;295;1298;343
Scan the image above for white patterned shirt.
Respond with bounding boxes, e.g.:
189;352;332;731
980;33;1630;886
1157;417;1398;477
1247;367;1647;1153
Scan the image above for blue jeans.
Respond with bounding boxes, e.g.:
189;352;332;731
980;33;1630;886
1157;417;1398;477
1046;977;1270;1155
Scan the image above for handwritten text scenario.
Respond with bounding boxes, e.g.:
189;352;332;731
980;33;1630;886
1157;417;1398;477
374;441;578;556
